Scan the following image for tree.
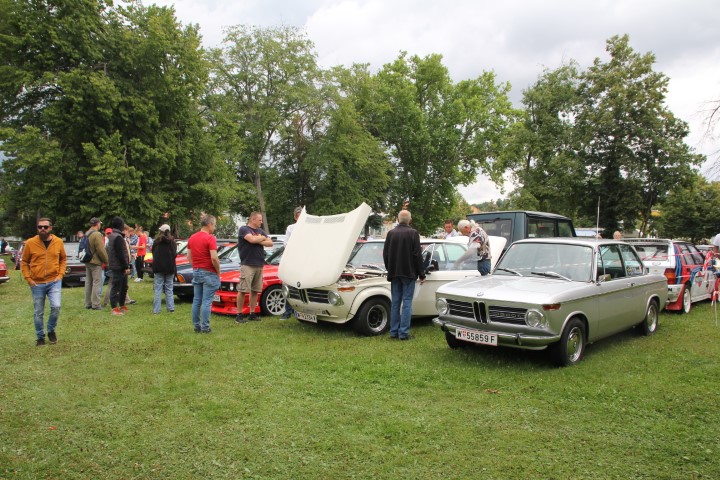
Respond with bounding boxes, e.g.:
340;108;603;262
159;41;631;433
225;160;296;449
0;1;234;236
502;63;587;221
361;53;517;234
656;174;720;242
574;35;702;236
205;25;322;233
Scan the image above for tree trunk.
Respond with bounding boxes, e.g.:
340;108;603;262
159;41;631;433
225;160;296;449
255;167;269;233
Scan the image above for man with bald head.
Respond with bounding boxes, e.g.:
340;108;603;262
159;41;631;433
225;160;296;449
383;209;426;340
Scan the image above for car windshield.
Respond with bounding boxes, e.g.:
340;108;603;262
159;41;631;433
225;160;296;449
347;242;385;269
219;245;239;261
495;242;594;281
632;243;669;261
266;246;284;265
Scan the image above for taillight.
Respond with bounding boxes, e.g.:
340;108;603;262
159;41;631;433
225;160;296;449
664;268;676;284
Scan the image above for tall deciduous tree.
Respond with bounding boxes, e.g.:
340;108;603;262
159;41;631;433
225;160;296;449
0;0;233;236
575;35;702;236
656;173;720;242
205;25;321;233
361;53;516;234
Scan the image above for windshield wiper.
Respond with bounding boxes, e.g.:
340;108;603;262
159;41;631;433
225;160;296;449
531;271;571;281
495;268;522;276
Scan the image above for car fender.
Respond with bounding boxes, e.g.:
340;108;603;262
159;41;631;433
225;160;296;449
347;285;392;320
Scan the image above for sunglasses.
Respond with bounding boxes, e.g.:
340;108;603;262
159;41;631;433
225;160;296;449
37;225;51;230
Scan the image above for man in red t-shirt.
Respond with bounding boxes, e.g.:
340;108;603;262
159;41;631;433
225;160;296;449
186;215;221;333
133;227;147;282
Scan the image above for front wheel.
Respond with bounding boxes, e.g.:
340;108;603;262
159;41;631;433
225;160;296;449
353;297;391;336
550;318;586;367
640;300;659;336
681;284;692;314
260;285;286;316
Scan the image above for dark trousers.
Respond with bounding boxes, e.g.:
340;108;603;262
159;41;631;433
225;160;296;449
110;270;129;308
135;255;145;279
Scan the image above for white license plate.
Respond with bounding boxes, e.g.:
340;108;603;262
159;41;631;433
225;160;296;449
212;294;220;303
295;311;317;323
456;327;498;346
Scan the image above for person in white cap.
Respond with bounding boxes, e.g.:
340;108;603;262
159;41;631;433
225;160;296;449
151;224;177;315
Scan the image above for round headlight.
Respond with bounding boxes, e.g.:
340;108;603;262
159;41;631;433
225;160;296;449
327;291;343;306
281;284;289;298
436;298;449;315
229;283;235;292
525;309;545;328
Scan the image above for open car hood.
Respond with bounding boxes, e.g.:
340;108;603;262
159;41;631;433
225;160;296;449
279;203;372;289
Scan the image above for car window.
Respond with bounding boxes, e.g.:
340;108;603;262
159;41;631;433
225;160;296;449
266;246;284;265
348;242;385;269
219;245;239;261
598;245;626;280
476;219;512;243
496;242;592;281
558;221;575;237
528;218;556;238
618;245;644;277
680;243;704;266
632;243;669;261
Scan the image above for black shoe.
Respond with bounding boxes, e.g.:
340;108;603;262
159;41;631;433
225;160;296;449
389;335;399;340
399;335;413;341
47;331;57;344
92;306;103;311
85;305;92;309
248;313;260;321
36;338;46;346
127;299;137;305
280;313;290;320
201;329;211;334
235;313;248;324
194;327;201;333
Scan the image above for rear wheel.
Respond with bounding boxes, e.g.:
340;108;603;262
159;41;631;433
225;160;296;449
640;300;659;336
353;297;390;336
550;318;586;367
260;285;285;316
681;284;692;314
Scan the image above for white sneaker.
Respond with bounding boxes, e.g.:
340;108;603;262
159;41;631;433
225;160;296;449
134;278;143;282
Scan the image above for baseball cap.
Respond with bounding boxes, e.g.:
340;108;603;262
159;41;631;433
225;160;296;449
105;227;112;234
90;217;102;225
158;224;171;233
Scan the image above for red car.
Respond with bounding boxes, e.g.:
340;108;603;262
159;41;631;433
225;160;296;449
211;248;285;316
0;258;9;284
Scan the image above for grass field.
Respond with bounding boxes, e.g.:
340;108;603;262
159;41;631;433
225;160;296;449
1;266;719;479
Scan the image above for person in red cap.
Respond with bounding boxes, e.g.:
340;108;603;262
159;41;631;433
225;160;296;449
84;217;109;310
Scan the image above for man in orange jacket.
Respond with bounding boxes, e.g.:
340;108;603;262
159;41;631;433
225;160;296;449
21;218;66;346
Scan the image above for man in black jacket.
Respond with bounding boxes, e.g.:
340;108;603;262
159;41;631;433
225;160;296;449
106;216;131;316
383;210;425;340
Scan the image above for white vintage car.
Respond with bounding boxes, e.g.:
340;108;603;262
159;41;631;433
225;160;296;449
278;203;506;335
433;238;668;366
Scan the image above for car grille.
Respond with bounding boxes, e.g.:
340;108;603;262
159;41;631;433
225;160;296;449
447;300;475;319
488;306;527;325
287;285;330;304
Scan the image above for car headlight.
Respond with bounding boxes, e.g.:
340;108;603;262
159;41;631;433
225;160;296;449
176;273;185;283
436;298;449;315
327;291;343;306
525;309;546;328
281;284;289;298
229;283;235;292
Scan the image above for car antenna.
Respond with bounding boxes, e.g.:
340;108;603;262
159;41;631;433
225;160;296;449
596;196;600;239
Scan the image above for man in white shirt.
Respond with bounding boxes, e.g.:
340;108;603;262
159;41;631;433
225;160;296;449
281;207;303;319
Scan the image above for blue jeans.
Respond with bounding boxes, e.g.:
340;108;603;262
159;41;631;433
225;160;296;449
153;273;175;314
191;269;220;331
390;277;416;339
478;258;491;276
31;280;61;340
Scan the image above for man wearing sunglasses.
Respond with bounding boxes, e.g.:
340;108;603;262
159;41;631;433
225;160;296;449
21;218;67;346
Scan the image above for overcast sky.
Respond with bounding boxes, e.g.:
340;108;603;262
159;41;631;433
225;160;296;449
148;0;720;203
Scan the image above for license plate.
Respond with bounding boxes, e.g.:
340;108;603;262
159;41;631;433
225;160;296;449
213;294;220;303
456;327;498;346
295;311;317;323
80;276;85;282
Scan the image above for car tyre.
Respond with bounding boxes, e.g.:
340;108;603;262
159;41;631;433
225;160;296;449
681;284;692;314
550;318;586;367
640;299;659;336
445;330;465;349
260;285;285;316
353;297;391;336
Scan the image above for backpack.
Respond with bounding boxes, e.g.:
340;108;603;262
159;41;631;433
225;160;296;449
78;231;97;263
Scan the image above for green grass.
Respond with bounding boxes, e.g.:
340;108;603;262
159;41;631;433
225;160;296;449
1;267;719;479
